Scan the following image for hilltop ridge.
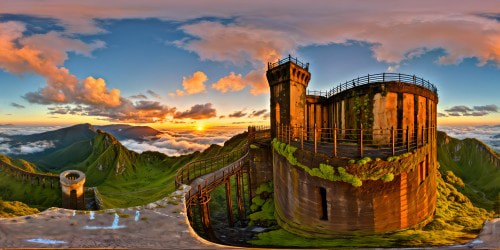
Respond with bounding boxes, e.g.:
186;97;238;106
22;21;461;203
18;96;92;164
437;131;500;210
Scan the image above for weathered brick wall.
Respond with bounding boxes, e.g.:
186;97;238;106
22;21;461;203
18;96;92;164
273;146;436;237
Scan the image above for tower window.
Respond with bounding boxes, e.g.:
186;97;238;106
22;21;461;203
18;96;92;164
319;187;328;221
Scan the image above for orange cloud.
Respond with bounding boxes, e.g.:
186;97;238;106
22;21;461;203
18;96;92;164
79;77;121;107
174;103;216;120
212;72;246;93
0;21;121;108
170;71;208;97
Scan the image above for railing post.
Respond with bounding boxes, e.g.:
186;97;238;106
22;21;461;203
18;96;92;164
359;123;364;158
391;126;395;156
288;124;291;145
406;126;410;153
333;123;337;157
314;123;317;154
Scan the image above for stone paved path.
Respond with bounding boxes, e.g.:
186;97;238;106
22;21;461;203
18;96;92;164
0;186;237;249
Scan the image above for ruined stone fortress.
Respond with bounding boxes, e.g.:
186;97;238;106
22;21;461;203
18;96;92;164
266;55;438;236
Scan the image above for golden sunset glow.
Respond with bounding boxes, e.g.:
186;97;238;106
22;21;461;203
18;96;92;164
197;124;204;131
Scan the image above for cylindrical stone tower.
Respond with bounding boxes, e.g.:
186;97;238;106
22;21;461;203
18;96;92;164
60;170;86;210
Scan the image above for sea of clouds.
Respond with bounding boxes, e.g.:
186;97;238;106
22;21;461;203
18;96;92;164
121;127;246;156
0;125;62;155
0;125;246;157
438;125;500;152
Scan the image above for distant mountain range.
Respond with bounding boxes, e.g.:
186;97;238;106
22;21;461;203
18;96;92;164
0;123;248;209
0;123;164;170
95;124;162;141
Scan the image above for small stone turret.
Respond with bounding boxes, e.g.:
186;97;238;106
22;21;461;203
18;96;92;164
60;170;86;210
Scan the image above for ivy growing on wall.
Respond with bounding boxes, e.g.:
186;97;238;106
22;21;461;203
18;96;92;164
270;138;414;187
272;138;363;187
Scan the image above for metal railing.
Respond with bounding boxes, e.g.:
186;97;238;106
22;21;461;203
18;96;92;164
175;126;271;189
268;55;309;70
175;145;249;188
277;123;435;159
184;152;249;206
307;73;438;98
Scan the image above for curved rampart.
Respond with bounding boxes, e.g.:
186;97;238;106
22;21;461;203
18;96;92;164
272;143;437;236
0;160;60;188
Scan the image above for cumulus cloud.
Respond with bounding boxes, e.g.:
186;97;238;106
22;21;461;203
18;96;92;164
78;76;121;107
174;103;216;120
229;110;247;118
169;71;207;97
10;102;25;109
212;72;246;93
0;22;115;107
2;1;500;115
437;112;448;117
46;99;177;123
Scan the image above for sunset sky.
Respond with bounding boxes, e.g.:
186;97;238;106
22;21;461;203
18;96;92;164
0;0;499;129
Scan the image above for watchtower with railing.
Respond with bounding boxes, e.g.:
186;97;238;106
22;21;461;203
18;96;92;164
267;56;439;237
267;55;311;139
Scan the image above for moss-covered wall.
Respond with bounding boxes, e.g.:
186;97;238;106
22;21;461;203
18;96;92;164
273;145;436;237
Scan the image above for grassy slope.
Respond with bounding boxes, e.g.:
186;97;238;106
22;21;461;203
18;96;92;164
437;131;500;210
36;140;93;171
93;131;248;208
0;199;39;217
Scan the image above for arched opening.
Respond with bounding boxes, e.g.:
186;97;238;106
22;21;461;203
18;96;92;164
319;187;328;221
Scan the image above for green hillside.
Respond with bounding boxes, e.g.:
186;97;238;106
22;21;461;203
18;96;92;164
437;131;500;210
95;131;248;208
0;198;40;217
0;126;249;210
